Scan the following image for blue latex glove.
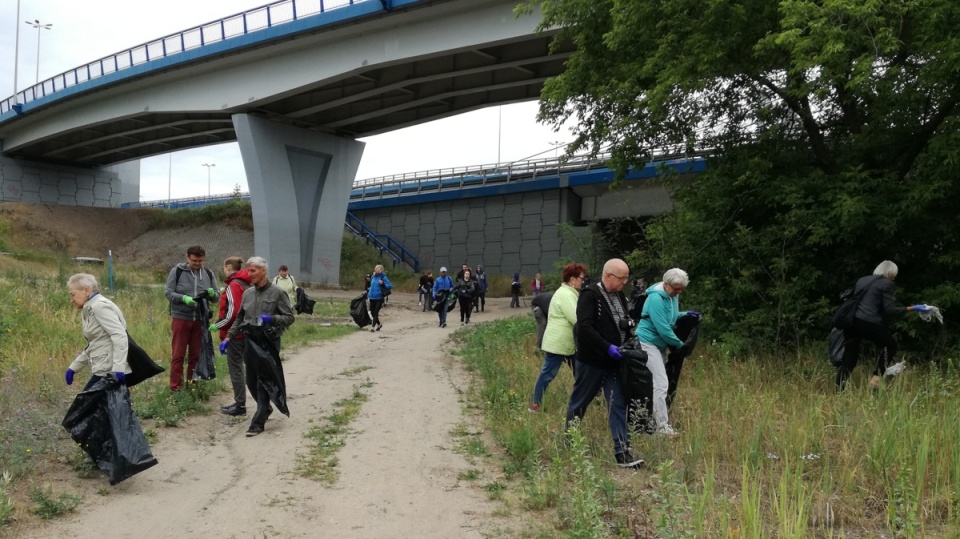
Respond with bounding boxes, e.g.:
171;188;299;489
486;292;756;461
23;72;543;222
686;311;702;319
258;314;273;325
911;304;930;313
65;368;75;386
207;288;216;298
182;296;197;306
219;340;229;355
113;372;125;382
607;344;623;360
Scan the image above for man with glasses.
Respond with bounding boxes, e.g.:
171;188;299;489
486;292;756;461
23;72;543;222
165;245;220;391
565;258;644;468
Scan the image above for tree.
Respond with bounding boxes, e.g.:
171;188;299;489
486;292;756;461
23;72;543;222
523;0;960;352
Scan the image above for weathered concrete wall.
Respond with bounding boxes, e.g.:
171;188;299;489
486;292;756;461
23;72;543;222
0;156;123;207
351;188;582;277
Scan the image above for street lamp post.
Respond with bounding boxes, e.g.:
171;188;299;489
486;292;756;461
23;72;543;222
13;0;22;105
202;163;216;197
26;19;53;86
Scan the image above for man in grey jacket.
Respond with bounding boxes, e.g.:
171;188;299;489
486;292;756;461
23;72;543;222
222;256;295;436
165;245;220;391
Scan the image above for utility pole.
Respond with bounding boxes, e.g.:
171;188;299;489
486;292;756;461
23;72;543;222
202;163;216;197
26;19;53;85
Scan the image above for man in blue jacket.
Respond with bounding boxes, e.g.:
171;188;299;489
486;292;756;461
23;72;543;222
433;267;454;328
367;264;392;332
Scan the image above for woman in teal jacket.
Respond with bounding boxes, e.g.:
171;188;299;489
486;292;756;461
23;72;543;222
635;268;699;436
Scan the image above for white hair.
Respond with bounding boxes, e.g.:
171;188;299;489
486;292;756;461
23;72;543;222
873;260;898;279
246;256;268;272
662;268;690;288
374;264;384;272
67;273;99;291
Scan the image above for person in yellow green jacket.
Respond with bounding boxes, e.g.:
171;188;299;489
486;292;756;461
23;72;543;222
528;263;588;412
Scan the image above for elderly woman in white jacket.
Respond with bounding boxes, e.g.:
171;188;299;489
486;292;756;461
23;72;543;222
64;273;130;391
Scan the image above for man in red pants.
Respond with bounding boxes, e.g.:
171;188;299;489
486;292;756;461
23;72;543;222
164;245;219;391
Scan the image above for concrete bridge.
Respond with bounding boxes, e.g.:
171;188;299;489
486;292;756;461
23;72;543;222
0;0;574;284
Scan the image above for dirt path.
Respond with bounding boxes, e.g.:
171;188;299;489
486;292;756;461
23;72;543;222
26;294;525;539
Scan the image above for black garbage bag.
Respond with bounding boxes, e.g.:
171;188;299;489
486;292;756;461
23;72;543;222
240;324;290;417
828;327;848;367
124;333;164;387
665;315;701;409
350;294;371;328
192;294;216;381
619;338;654;435
61;376;157;485
296;287;316;315
430;290;457;313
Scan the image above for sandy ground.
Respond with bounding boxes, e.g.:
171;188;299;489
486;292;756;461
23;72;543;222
22;294;525;539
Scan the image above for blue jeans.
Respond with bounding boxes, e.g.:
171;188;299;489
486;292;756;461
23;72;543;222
437;300;448;325
531;352;571;405
565;360;629;455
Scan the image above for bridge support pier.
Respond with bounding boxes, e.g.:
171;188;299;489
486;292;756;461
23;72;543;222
233;114;364;285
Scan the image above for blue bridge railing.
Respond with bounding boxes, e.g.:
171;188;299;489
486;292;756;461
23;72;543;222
1;0;377;116
344;211;419;273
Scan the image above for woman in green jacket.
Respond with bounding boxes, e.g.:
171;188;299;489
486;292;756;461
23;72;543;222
528;263;587;412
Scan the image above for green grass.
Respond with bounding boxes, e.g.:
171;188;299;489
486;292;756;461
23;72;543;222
453;316;960;538
28;486;82;520
297;386;371;484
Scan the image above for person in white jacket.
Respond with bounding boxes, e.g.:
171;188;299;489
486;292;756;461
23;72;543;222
64;273;130;391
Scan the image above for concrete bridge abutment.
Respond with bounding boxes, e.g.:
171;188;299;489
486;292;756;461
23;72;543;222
233;114;364;286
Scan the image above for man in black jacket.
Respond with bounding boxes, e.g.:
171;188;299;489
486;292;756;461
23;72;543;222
564;258;643;469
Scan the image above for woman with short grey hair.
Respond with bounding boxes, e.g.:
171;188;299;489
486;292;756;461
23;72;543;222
836;260;930;391
634;268;700;436
64;273;131;391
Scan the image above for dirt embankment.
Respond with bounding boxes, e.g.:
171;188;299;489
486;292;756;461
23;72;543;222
0;203;252;268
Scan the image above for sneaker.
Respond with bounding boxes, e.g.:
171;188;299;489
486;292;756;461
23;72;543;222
220;404;247;416
527;404;540;413
376;323;382;332
655;424;680;437
245;424;264;437
615;450;644;469
441;323;447;328
465;319;470;324
460;321;464;326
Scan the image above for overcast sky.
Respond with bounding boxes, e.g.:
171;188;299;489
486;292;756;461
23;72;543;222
0;0;575;201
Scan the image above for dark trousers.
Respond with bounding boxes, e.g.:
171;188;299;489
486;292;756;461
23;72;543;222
244;343;273;428
474;292;486;312
836;318;897;390
82;375;103;391
226;338;247;406
458;296;473;322
510;291;520;308
565;360;629;455
170;318;203;391
369;299;384;327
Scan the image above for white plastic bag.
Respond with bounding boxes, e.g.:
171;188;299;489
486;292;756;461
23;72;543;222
918;305;944;324
884;361;906;377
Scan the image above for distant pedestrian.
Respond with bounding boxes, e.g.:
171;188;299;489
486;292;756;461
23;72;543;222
456;268;478;325
474;265;488;313
272;265;297;307
213;256;252;417
531;273;545;296
419;271;434;311
165;245;220;392
367;264;391;332
529;263;586;412
510;272;522;308
433;267;454;328
455;264;469;282
222;256;295;437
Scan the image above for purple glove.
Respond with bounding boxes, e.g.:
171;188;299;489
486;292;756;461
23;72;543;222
607;344;623;360
258;314;273;325
65;368;75;386
219;340;229;355
113;372;125;382
686;311;701;319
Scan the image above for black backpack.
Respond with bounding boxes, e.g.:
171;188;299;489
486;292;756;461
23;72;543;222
832;276;882;330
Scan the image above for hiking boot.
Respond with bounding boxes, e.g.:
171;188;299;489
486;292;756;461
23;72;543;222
441;323;447;328
615;450;644;469
220;404;247;416
245;424;264;437
527;404;540;413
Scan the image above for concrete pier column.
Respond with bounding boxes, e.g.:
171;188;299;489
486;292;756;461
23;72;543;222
233;114;364;285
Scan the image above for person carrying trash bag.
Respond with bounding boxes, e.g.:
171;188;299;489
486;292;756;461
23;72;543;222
433;267;455;328
165;245;220;391
220;257;295;437
64;273;132;391
634;268;700;438
834;260;932;391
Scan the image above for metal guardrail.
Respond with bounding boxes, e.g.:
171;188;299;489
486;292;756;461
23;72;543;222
345;212;419;273
1;0;373;116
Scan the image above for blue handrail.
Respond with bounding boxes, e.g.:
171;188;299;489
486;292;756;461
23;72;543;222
345;211;419;273
1;0;374;116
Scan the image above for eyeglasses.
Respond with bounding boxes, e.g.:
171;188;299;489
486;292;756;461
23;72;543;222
607;272;629;282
